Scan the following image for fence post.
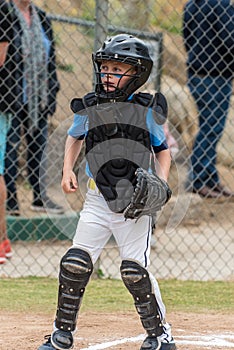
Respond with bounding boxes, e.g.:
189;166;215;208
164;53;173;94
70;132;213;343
93;0;109;278
94;0;109;52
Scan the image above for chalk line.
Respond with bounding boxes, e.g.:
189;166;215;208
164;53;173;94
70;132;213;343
80;333;234;349
80;334;145;350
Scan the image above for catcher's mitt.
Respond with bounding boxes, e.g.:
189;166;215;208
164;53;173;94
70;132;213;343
123;168;172;220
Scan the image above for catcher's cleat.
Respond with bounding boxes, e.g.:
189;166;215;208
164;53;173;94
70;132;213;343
38;331;73;350
51;330;74;350
140;336;177;350
160;339;177;350
38;335;57;350
140;336;161;350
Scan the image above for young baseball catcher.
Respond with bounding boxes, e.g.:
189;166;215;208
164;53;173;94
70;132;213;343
38;33;176;350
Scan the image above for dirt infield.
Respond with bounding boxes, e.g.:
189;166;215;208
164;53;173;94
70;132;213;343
1;311;234;349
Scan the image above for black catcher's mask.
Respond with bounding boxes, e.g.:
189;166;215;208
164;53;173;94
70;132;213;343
93;33;153;103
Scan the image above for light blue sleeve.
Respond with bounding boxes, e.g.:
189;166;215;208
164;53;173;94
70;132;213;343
67;114;92;177
67;114;89;138
146;109;166;146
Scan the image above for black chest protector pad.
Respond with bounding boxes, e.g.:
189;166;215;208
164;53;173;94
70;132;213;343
70;92;164;213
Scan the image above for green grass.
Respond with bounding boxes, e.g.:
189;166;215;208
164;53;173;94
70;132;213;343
57;63;74;73
0;277;233;314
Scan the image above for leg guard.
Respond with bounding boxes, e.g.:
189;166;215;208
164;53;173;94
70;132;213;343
55;248;93;332
120;260;163;337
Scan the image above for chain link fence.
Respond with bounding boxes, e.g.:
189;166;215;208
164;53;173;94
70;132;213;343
1;0;234;281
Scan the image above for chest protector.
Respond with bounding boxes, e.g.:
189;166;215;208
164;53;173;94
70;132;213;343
70;92;165;213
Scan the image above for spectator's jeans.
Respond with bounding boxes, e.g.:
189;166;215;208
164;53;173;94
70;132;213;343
187;74;232;190
4;107;48;204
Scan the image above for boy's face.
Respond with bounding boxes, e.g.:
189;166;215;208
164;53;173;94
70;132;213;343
100;60;136;92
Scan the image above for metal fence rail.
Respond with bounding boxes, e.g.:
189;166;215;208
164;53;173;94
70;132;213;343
1;0;233;281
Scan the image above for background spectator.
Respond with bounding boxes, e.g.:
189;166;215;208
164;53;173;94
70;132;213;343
0;0;13;263
2;0;64;215
183;0;234;198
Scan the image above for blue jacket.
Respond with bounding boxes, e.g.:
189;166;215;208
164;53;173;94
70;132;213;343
183;0;234;78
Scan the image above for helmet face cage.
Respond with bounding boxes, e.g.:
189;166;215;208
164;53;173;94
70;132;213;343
93;34;153;103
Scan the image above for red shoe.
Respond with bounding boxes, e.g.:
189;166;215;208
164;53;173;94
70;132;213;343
3;238;13;259
0;244;6;264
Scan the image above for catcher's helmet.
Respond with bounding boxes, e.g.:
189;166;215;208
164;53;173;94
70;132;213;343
93;33;153;103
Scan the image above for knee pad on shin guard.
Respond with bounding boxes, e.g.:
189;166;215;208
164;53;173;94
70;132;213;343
120;260;163;337
55;248;93;332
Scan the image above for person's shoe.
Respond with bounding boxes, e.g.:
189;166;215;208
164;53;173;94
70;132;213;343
38;335;57;350
38;331;73;350
192;186;223;199
6;197;20;216
140;336;161;350
213;184;234;197
2;238;13;259
0;244;6;264
140;336;177;350
160;338;177;350
51;330;74;350
30;196;64;215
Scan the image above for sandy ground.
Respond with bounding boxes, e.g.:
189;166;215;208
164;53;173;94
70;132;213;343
1;311;234;350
